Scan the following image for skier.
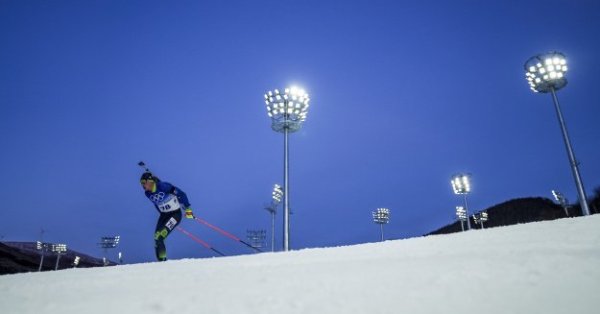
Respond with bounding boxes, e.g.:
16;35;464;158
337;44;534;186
140;171;194;261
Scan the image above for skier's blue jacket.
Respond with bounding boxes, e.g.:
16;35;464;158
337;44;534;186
145;181;191;214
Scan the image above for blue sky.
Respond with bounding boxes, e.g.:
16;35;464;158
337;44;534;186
1;0;599;263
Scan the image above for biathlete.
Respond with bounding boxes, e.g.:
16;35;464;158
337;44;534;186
140;171;194;261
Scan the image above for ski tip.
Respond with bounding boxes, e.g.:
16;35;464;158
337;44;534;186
137;161;145;167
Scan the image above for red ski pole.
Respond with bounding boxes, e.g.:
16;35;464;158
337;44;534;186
176;226;226;257
193;217;262;252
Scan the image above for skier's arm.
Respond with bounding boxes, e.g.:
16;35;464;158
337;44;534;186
161;182;194;218
169;185;191;208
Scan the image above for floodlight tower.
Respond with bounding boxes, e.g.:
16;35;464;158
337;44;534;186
264;86;310;251
473;211;488;229
552;189;570;217
451;173;472;230
481;211;488;228
98;235;120;265
525;51;590;216
51;244;67;270
455;206;467;231
372;208;390;241
36;241;49;272
264;184;283;252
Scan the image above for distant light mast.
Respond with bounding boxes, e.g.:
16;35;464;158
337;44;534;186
451;173;472;230
372;208;390;241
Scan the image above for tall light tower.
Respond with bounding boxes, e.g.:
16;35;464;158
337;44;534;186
264;184;283;252
51;243;67;271
264;86;310;251
525;51;590;216
372;208;390;241
451;173;472;230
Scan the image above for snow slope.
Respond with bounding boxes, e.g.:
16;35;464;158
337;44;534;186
2;216;599;314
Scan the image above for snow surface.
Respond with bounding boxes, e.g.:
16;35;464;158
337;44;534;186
2;215;600;314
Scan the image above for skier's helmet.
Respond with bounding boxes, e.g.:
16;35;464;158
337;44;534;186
140;171;159;183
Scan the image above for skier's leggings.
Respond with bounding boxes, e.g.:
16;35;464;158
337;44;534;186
154;210;182;261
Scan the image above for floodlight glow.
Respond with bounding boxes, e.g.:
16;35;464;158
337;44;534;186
451;174;471;195
524;51;567;93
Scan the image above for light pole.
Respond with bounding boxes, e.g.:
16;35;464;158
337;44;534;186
552;190;570;217
451;173;472;230
264;184;283;252
525;51;590;216
98;235;120;266
456;206;467;231
51;243;67;270
264;86;310;251
372;208;390;241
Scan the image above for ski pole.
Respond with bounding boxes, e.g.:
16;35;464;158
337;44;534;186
193;216;262;252
176;226;226;257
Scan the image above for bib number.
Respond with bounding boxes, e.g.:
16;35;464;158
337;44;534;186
157;194;181;213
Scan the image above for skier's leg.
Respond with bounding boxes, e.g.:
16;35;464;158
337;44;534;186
154;211;182;261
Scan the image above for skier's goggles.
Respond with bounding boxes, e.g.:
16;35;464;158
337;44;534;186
140;179;154;184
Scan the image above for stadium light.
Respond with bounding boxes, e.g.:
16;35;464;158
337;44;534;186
98;235;120;266
264;184;283;252
246;229;267;249
372;208;390;241
264;86;310;251
552;190;570;217
51;243;67;271
36;241;49;272
456;206;467;232
451;173;472;230
73;256;80;268
525;51;590;216
473;211;488;229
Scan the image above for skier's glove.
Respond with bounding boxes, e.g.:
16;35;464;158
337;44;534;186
185;207;194;219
